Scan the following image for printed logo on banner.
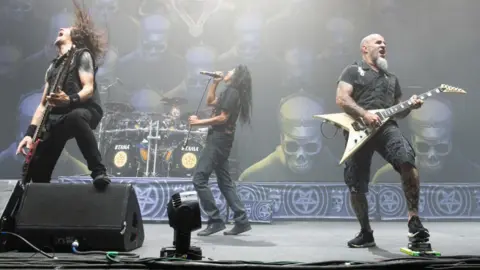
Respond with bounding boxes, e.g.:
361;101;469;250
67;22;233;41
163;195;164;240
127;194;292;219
378;185;405;218
284;185;328;217
429;186;471;216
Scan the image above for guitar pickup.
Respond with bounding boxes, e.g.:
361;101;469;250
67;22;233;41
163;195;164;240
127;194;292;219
351;121;365;131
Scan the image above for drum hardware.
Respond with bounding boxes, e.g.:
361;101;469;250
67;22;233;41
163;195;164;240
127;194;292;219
160;97;189;106
104;101;135;114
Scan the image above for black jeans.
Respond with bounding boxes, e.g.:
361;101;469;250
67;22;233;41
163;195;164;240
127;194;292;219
344;121;416;193
192;131;248;225
30;107;106;182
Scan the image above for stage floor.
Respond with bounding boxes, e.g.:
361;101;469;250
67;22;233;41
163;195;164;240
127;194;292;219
134;221;480;262
0;181;478;263
1;222;479;263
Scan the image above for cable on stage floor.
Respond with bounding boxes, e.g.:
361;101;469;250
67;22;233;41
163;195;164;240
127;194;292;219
2;232;480;269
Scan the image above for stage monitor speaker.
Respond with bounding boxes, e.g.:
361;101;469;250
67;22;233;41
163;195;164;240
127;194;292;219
13;183;144;252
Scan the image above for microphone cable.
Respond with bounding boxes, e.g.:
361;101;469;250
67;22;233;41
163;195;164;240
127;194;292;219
183;77;213;147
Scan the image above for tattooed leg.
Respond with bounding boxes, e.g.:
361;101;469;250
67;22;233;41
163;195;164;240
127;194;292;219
350;192;371;231
400;164;420;219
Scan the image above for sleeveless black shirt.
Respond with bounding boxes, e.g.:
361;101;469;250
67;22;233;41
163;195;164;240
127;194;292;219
46;48;103;117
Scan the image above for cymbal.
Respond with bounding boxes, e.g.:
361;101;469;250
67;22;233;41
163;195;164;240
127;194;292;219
160;97;188;105
104;101;134;113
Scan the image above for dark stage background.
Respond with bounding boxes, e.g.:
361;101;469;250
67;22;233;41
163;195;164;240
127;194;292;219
0;0;479;185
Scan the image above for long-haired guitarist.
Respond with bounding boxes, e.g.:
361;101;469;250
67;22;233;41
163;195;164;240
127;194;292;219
187;65;252;236
335;34;428;248
15;0;110;190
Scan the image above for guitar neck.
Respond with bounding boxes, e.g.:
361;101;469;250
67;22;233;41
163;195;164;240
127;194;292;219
382;88;440;118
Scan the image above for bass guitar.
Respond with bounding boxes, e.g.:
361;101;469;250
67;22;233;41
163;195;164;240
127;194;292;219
313;84;466;165
21;46;77;186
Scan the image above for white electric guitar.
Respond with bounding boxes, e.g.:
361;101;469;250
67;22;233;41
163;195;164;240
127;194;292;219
313;84;466;165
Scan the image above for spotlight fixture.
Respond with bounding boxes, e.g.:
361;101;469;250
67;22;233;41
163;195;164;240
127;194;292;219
160;191;202;260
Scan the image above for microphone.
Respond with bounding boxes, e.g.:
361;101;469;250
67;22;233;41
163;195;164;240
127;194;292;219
199;71;223;79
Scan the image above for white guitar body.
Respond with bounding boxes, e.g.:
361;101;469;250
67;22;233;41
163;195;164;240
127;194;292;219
313;84;466;165
313;110;389;165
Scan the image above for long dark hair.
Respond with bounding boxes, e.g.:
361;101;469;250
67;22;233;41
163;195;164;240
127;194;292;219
229;64;252;125
70;0;107;65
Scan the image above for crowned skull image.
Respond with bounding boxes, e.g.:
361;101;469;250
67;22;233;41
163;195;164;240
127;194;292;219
372;96;480;183
239;90;340;183
117;13;184;93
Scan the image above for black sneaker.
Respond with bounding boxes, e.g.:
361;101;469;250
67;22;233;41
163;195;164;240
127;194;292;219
93;174;111;190
408;216;430;240
348;229;376;248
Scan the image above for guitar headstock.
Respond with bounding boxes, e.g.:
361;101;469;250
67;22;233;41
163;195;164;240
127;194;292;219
439;84;467;94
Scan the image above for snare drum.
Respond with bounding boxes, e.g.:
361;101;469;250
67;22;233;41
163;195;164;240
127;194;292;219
166;140;204;177
104;139;149;177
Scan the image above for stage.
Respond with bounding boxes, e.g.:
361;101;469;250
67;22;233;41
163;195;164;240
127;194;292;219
0;180;479;268
0;222;479;263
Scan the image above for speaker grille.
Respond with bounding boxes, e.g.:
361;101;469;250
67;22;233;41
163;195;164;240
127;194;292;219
16;183;130;230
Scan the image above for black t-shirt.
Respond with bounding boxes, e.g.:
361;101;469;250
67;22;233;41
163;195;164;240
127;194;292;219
338;61;402;110
211;86;240;134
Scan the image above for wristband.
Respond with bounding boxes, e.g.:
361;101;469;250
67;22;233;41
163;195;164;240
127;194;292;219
69;93;80;105
25;124;37;138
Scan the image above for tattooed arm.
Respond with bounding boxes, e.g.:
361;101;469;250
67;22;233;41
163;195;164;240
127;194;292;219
76;51;95;102
335;65;368;118
336;81;367;118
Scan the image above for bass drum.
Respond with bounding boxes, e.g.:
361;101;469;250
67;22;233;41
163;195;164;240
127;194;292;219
104;139;149;177
166;140;204;178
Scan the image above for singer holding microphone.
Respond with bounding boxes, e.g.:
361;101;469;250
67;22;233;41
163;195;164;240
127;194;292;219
189;65;252;236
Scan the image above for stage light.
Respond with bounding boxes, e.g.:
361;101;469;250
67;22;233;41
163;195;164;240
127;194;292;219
160;191;203;260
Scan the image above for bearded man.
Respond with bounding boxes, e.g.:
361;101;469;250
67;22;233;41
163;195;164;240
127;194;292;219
335;33;428;248
16;0;110;190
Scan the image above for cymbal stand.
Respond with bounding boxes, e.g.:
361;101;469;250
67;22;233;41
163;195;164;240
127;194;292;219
152;120;160;177
145;119;153;176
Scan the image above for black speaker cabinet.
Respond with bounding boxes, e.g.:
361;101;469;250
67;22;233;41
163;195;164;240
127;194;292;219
13;183;144;252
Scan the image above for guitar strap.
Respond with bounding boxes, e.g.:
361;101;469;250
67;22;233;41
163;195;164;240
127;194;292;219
386;72;396;98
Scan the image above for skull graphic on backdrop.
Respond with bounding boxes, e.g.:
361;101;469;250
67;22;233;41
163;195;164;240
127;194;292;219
0;43;22;79
278;91;324;174
118;13;183;94
0;0;33;23
371;96;479;184
96;47;121;102
319;17;354;59
137;14;171;61
163;45;216;111
92;0;139;56
218;12;263;63
92;0;119;23
239;90;342;183
408;98;453;175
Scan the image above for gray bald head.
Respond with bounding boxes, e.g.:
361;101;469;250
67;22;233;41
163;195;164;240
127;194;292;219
360;33;382;51
359;33;388;72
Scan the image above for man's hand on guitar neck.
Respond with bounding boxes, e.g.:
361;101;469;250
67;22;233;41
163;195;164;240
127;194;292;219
47;90;70;107
409;95;424;109
16;136;33;156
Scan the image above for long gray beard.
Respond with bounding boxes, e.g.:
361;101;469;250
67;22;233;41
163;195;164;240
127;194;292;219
376;57;388;72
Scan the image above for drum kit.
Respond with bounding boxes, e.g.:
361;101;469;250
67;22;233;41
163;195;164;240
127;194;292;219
95;97;210;178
